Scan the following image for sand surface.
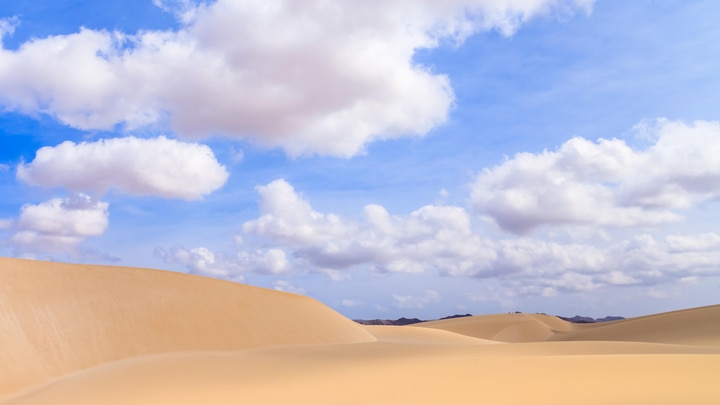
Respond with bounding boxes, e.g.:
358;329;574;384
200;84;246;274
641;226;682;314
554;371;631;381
1;257;719;404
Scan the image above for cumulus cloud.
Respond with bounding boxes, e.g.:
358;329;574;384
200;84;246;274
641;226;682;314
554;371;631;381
0;0;592;157
238;179;615;285
471;120;720;234
243;179;355;247
10;193;109;253
622;120;720;208
234;178;720;296
236;248;291;275
17;136;228;200
154;246;241;278
494;233;720;296
154;245;291;279
242;179;498;275
157;170;720;298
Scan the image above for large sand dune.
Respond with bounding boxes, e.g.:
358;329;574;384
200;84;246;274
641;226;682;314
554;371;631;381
1;257;719;404
416;306;720;346
415;312;574;342
0;257;374;396
548;305;720;346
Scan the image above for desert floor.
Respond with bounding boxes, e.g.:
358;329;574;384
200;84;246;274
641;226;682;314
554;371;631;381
1;257;719;404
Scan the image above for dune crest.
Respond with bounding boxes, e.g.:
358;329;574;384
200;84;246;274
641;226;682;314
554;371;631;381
548;304;720;346
415;306;720;346
0;257;374;396
414;312;574;342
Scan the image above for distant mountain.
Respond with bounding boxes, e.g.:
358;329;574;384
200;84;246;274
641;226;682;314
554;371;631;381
558;315;626;323
439;314;473;320
354;317;424;326
595;316;626;322
354;313;624;326
354;314;473;326
558;315;596;324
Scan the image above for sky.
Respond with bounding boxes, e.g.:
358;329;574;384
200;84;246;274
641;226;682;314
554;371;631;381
1;0;719;319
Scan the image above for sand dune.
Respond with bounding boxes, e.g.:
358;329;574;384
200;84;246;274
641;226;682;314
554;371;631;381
548;305;720;346
414;312;574;342
4;332;719;404
0;257;373;396
415;306;720;346
1;257;719;404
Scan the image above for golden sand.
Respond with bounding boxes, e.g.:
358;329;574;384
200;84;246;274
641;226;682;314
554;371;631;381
1;257;718;404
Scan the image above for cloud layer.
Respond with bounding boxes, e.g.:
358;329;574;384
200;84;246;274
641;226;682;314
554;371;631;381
242;179;497;275
471;120;720;233
153;245;290;279
17;136;228;200
0;0;592;156
226;159;720;295
130;119;720;299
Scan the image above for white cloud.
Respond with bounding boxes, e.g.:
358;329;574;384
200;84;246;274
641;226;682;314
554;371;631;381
0;0;592;157
154;246;241;278
502;233;720;295
153;247;244;281
17;136;228;200
237;248;291;275
471;120;720;234
242;179;498;275
10;194;109;253
622;120;720;208
487;237;607;278
154;245;290;278
665;233;720;252
239;179;618;286
235;178;720;295
243;179;355;247
0;17;19;39
393;290;441;309
0;163;9;172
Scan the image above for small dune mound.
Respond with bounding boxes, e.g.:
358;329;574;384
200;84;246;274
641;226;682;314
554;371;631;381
549;304;720;346
414;313;573;342
0;257;375;396
416;306;720;347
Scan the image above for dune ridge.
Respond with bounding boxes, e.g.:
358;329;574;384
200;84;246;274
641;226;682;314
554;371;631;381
415;306;720;346
548;304;720;346
1;257;718;404
415;312;573;342
0;257;374;396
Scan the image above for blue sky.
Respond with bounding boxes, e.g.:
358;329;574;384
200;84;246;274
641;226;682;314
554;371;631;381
1;0;720;319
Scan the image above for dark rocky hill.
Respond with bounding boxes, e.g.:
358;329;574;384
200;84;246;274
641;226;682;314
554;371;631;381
558;315;625;323
354;317;424;326
355;313;624;326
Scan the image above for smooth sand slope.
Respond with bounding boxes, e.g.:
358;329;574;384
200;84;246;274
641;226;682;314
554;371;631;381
1;257;719;404
0;257;374;396
416;307;720;346
415;312;575;342
548;305;720;346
